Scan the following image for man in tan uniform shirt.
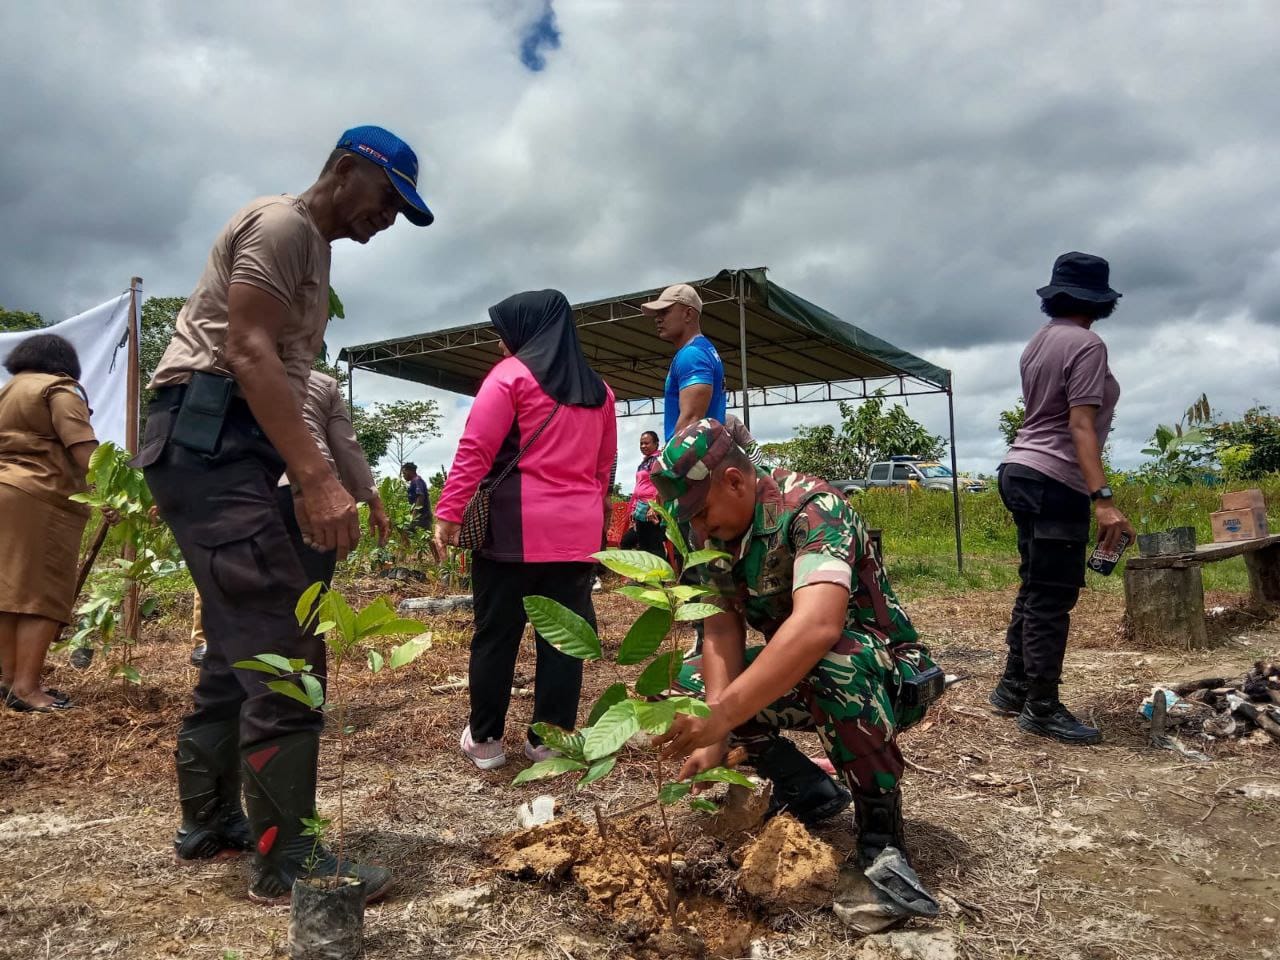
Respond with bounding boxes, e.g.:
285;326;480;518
190;370;390;663
136;125;431;905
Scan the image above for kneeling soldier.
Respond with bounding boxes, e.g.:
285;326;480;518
652;420;940;867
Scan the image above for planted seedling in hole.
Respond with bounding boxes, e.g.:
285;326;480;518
514;501;755;920
235;584;430;884
67;442;185;684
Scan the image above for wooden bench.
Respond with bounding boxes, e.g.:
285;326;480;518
1123;534;1280;648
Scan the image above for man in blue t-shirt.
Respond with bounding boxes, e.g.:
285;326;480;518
641;283;726;440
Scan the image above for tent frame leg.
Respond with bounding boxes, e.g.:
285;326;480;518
947;387;963;573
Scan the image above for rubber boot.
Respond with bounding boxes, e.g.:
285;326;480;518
754;738;851;825
174;719;254;862
853;789;908;868
1017;682;1103;745
242;732;392;905
988;651;1028;713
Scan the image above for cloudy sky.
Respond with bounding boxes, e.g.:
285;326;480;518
3;1;1278;487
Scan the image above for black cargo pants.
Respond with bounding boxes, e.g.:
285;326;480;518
998;464;1091;686
137;392;327;748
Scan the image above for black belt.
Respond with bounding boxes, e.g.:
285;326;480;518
152;383;254;416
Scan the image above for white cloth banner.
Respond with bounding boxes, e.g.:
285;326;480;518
0;292;136;449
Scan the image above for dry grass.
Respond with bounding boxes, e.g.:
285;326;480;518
1;581;1279;959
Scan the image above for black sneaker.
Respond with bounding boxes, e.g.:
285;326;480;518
1017;700;1102;745
190;642;207;667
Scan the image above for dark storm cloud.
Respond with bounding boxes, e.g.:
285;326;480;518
1;2;1277;477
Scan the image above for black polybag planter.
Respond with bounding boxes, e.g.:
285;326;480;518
289;877;365;960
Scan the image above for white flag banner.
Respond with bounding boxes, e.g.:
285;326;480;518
0;292;136;449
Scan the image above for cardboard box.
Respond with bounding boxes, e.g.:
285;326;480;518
1210;507;1269;543
1221;489;1266;512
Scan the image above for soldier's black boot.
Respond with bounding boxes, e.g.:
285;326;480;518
989;651;1029;713
174;719;254;862
755;738;851;825
854;788;907;867
242;731;392;905
1017;682;1102;745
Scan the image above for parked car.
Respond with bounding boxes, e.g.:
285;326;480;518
839;457;987;494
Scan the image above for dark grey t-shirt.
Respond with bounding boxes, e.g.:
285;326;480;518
1003;320;1120;494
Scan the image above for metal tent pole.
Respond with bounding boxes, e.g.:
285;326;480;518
737;271;751;430
947;385;963;573
347;358;354;411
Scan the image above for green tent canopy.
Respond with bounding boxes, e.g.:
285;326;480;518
339;268;963;568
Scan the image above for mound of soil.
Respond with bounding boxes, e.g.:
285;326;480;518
489;813;771;957
735;813;839;910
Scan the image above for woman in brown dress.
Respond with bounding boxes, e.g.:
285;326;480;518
0;333;100;711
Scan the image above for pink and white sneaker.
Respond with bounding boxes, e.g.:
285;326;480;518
460;726;507;770
523;740;560;763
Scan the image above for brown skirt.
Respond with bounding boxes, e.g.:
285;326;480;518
0;483;89;624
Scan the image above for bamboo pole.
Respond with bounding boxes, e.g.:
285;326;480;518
121;278;143;647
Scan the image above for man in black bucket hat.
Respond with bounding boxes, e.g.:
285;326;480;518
993;252;1133;746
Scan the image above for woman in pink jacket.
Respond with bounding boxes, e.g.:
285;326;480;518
435;290;617;769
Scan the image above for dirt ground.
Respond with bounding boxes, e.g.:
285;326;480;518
2;582;1278;960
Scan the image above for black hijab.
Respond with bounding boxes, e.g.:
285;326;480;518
489;289;608;408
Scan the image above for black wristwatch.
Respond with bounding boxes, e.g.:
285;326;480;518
1090;485;1114;502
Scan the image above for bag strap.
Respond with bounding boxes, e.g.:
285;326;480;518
490;402;561;487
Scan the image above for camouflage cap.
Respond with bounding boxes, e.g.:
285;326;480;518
650;419;736;521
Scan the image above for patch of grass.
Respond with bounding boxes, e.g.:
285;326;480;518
853;478;1276;598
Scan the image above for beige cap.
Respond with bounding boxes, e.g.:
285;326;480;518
640;283;702;316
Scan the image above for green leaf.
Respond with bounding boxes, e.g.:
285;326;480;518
592;549;675;583
634;651;683;696
300;673;326;709
617;607;673;665
327;286;345;320
634;698;677;734
314;620;337;635
614;585;673;609
354;597;398;636
530;723;586;762
523;596;602;660
366;650;385;673
254;653;294;673
659;782;692;805
587;682;628;727
266;680;316;708
512;757;587;785
577;755;617;787
116;664;142;685
301;813;332;837
688;797;720;813
364;617;428;639
684;548;731;569
691;766;755;789
674;602;725;622
583;700;640;761
139;596;159;617
668;696;711;718
670;585;714;602
388;634;432;669
648;501;688;559
324;591;358;646
294;582;324;627
232;659;284;676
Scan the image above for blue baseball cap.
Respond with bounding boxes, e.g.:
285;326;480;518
336;125;434;227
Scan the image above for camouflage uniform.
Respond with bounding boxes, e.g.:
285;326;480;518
676;467;931;796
